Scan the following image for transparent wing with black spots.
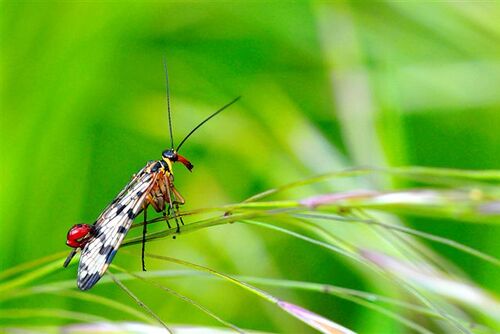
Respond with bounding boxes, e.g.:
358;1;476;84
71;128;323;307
77;163;158;290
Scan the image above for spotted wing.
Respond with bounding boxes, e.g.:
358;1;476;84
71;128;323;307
77;163;158;290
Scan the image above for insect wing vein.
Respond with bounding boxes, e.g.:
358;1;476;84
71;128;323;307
77;167;158;290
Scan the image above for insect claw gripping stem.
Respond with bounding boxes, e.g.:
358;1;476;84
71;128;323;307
172;206;181;235
163;210;172;229
175;220;181;234
176;203;185;227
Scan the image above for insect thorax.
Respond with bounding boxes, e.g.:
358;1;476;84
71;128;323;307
149;159;173;176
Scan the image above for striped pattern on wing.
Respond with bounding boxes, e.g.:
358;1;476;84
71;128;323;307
77;163;158;290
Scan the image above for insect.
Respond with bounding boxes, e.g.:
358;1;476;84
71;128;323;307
63;63;240;290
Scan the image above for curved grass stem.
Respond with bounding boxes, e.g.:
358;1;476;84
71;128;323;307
108;270;173;333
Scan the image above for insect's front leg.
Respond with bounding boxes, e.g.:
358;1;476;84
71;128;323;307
171;185;185;205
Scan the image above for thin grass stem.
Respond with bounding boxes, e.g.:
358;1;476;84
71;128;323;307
108;270;172;333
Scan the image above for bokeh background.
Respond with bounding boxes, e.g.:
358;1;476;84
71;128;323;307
1;2;499;333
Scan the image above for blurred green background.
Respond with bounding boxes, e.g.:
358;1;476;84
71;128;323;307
1;1;499;333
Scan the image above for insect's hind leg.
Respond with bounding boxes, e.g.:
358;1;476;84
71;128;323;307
163;208;172;229
169;200;182;234
165;200;182;234
174;203;184;226
162;186;174;230
141;208;148;271
163;179;182;234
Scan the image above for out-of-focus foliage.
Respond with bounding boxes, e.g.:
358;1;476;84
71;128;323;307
1;2;499;333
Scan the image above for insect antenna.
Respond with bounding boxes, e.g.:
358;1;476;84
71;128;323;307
163;57;174;149
176;96;241;152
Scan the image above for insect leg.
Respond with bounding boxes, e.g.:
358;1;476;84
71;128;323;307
165;181;182;234
171;186;185;226
171;186;185;205
163;208;171;229
171;198;181;233
163;182;174;230
141;208;148;271
175;203;184;226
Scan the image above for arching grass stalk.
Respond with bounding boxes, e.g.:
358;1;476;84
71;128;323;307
243;166;500;203
293;212;500;267
127;203;499;271
124;206;303;246
0;269;445;318
240;219;473;334
119;179;499;331
1;167;498;332
126;187;500;248
133;251;356;334
236;277;490;334
4;267;490;333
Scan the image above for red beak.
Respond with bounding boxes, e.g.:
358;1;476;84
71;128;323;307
177;154;193;172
